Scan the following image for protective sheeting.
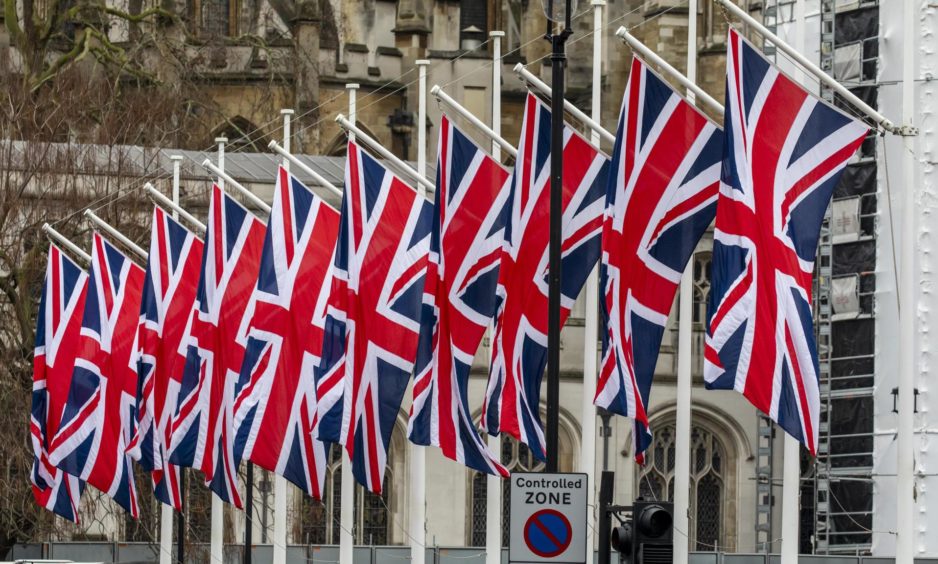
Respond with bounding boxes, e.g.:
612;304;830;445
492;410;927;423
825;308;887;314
873;1;937;557
835;8;879;46
833;318;875;359
833;240;876;276
833;198;862;243
835;163;877;199
832;275;860;319
834;42;863;81
836;7;879;82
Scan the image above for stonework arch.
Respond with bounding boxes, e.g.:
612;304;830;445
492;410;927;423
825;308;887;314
464;406;579;547
632;402;746;552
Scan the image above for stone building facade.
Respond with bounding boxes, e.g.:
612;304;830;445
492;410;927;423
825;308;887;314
2;0;806;556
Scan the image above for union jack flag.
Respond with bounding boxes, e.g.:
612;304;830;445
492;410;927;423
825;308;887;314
704;29;868;454
168;185;265;507
483;93;609;461
49;232;144;518
594;57;723;463
407;116;510;477
315;141;432;493
232;167;338;499
127;206;203;509
31;244;87;522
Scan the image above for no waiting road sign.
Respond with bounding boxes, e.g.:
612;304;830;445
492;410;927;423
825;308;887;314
509;473;587;564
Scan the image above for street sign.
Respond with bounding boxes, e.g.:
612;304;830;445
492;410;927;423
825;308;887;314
509;472;587;564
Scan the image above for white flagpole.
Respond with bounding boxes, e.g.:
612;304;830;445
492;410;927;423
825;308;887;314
201;160;271;214
616;29;722;117
512;64;615;146
673;2;697;562
410;59;430;564
83;210;147;259
339;84;359;564
41;224;91;264
158;155;185;564
486;30;504;564
144;183;206;232
896;0;917;560
267;140;342;197
712;0;894;132
335;116;434;192
581;2;603;559
211;137;227;564
270;109;294;564
431;86;517;158
780;4;807;562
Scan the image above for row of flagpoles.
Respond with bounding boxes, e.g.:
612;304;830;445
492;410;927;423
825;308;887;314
28;1;917;563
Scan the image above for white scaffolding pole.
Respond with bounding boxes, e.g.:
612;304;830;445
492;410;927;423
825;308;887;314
896;0;917;560
409;59;430;564
211;137;227;564
486;30;504;564
581;1;603;558
673;3;696;563
339;84;358;564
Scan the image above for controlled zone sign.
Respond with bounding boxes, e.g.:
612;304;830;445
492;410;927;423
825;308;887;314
509;473;587;564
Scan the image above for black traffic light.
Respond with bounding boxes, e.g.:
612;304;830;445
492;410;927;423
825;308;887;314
598;472;674;564
630;501;673;563
609;521;633;563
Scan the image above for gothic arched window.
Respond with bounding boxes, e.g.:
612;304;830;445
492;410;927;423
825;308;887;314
468;425;575;547
294;427;404;545
637;422;732;551
692;251;712;327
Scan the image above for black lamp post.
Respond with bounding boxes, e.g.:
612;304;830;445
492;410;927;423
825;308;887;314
543;0;575;474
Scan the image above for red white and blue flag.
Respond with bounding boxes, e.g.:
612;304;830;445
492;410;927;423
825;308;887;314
48;232;144;518
232;167;338;499
168;185;265;507
704;29;868;454
31;244;87;522
315;141;432;493
482;93;609;461
127;206;203;509
407;116;510;477
594;57;723;462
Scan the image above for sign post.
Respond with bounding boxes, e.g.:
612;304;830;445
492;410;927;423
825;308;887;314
509;473;588;564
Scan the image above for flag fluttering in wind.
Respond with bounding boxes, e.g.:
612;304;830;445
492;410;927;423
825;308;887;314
49;233;144;518
483;93;609;462
31;244;87;522
594;57;723;463
408;115;510;477
705;29;868;454
315;141;432;493
232;167;338;499
168;185;265;507
127;206;203;509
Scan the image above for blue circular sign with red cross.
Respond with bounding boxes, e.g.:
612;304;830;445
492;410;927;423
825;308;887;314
523;509;573;558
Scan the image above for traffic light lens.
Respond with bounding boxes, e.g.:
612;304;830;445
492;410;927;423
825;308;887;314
636;505;673;538
610;523;632;554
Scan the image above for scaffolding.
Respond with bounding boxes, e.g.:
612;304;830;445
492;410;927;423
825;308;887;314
814;0;880;554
